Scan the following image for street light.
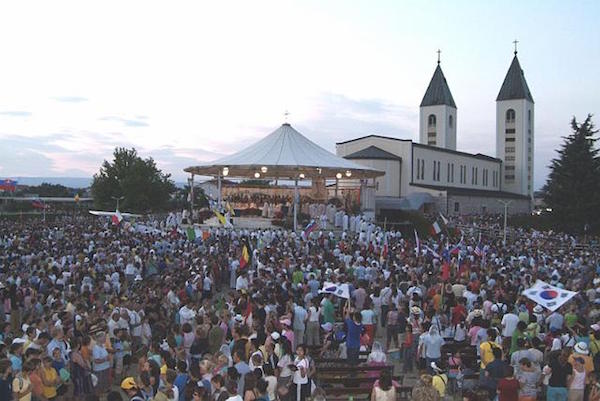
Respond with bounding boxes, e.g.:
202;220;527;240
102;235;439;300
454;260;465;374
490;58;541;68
497;199;513;246
111;196;125;210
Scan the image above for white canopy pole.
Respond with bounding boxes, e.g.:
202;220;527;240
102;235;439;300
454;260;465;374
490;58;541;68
217;173;222;208
293;178;298;232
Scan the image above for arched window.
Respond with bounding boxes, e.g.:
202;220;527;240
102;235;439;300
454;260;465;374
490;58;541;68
448;115;453;128
428;114;436;127
506;109;516;123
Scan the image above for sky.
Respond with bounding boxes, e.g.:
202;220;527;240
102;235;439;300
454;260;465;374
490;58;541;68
0;1;598;189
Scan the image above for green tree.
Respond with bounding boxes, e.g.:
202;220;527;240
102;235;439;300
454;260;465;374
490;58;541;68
91;147;176;213
170;185;209;211
26;183;73;197
544;115;600;233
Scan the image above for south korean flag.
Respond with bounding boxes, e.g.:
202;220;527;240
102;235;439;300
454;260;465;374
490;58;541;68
522;280;577;312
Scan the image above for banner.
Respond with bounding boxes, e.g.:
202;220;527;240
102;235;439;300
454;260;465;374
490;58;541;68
522;280;577;312
319;281;350;299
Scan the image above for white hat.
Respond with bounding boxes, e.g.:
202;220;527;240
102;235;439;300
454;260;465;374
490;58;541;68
134;275;143;281
270;332;281;340
574;342;589;355
321;322;334;332
533;305;544;313
234;314;244;323
410;306;422;315
430;361;443;373
12;338;26;345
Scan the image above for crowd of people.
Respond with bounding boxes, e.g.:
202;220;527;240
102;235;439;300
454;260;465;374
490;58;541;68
0;213;599;401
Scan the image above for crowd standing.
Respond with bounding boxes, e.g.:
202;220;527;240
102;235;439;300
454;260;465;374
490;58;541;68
0;213;599;401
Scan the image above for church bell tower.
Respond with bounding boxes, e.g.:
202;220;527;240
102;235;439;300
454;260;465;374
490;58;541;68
419;50;457;150
496;42;534;199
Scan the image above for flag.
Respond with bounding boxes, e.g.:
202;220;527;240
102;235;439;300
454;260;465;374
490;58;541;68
74;194;80;203
380;233;389;263
304;220;317;235
439;212;449;226
111;211;123;225
473;233;483;257
522;280;577;312
424;245;441;259
0;179;17;192
214;210;227;226
450;235;463;255
202;230;211;240
186;227;196;241
414;229;420;255
239;244;249;269
319;282;350;299
430;221;442;235
31;199;47;209
226;202;236;216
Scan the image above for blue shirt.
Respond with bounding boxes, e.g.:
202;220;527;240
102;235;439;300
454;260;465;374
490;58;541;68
345;318;363;349
174;373;189;401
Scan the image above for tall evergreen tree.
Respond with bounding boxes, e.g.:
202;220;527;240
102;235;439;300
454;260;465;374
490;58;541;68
544;115;600;233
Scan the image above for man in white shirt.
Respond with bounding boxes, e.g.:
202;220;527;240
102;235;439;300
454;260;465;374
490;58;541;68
501;312;519;338
235;272;249;292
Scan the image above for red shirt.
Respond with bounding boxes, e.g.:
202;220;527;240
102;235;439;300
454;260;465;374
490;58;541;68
497;377;519;401
451;304;466;325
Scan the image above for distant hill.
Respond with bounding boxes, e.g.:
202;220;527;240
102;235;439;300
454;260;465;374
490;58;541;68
11;177;92;188
9;177;188;189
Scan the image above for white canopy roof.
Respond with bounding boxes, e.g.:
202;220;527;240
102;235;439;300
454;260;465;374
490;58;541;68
184;123;384;179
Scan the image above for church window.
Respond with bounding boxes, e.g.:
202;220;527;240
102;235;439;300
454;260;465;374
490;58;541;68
428;114;436;127
428;140;436;146
454;202;460;213
505;128;516;134
451;164;454;183
505;137;515;142
506;109;516;123
528;110;531;124
416;158;420;179
447;163;450;182
505;155;515;161
428;132;436;138
505;174;515;180
449;115;453;128
505;166;515;171
505;147;515;153
421;159;425;180
433;161;436;180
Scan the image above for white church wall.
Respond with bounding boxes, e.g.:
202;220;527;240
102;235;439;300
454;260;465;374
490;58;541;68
411;145;502;192
447;194;530;216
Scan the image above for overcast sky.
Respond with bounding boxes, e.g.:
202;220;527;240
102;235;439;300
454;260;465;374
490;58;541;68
0;1;598;189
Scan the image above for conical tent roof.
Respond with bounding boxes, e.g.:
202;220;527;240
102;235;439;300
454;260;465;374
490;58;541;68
184;123;384;179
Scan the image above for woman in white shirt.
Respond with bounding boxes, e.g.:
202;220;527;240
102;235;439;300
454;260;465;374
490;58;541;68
292;345;310;401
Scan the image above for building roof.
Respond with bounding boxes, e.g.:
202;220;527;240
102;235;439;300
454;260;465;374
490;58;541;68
496;55;534;103
412;143;502;163
420;64;457;108
185;123;384;179
344;146;402;161
410;183;530;200
336;134;411;146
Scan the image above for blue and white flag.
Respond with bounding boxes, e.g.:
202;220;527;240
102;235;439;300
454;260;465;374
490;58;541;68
319;281;350;299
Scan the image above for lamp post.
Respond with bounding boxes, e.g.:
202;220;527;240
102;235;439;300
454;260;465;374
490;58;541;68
497;199;513;245
111;196;125;211
188;174;195;223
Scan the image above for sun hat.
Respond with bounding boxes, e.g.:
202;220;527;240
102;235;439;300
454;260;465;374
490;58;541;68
121;377;137;390
410;306;422;315
574;342;589;355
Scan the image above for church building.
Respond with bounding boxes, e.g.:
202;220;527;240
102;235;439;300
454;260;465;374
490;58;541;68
336;49;534;216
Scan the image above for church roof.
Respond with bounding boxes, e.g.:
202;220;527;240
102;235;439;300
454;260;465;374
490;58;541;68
344;146;402;161
496;55;534;103
420;64;457;108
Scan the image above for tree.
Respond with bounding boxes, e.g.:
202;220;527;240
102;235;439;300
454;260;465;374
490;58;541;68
544;115;600;233
91;147;176;213
170;184;209;211
24;183;73;197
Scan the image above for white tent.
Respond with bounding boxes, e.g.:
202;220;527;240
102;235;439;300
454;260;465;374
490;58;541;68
184;123;384;180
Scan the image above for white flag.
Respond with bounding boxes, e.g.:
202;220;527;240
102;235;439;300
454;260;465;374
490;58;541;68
319;281;350;299
522;280;577;312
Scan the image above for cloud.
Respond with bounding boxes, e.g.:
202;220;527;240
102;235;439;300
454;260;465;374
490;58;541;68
100;116;149;127
0;111;32;117
52;96;88;103
299;92;417;151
